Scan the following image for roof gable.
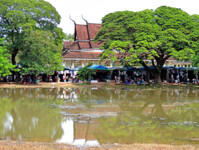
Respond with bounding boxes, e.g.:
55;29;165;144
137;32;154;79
63;21;103;52
87;23;102;39
75;24;89;40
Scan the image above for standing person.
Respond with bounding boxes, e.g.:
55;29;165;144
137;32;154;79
60;70;64;82
114;75;117;83
171;74;174;83
66;75;69;82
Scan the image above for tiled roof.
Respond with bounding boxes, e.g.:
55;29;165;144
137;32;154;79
63;41;79;50
75;24;89;40
64;41;74;49
91;41;103;48
87;23;102;39
78;42;91;49
62;51;102;59
63;23;103;51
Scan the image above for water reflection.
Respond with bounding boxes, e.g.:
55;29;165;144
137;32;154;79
0;87;199;145
0;97;63;142
57;118;100;146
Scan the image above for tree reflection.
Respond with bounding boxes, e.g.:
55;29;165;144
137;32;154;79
93;88;199;145
0;89;64;142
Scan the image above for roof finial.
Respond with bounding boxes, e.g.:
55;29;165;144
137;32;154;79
69;15;76;24
81;15;88;24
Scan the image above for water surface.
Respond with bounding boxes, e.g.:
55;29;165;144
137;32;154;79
0;87;199;146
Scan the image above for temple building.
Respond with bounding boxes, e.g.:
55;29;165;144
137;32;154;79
62;19;114;69
62;20;192;69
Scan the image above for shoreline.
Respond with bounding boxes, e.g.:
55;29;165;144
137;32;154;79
0;140;199;150
0;81;199;89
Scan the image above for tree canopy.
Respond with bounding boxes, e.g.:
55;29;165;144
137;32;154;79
95;6;199;83
77;63;96;81
19;30;63;75
64;33;74;41
0;38;16;77
0;0;65;65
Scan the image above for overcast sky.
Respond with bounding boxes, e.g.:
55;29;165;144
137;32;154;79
45;0;199;34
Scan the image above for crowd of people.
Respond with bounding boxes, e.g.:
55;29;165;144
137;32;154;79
1;67;199;85
112;68;199;85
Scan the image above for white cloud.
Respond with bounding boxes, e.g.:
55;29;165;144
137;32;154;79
45;0;199;34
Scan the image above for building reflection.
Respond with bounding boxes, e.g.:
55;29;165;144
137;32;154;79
57;117;100;146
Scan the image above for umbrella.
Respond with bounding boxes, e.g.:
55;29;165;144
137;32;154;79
123;66;139;71
109;66;122;70
71;66;83;71
186;67;199;71
176;67;187;70
88;65;109;70
64;67;70;70
162;66;176;70
137;66;155;71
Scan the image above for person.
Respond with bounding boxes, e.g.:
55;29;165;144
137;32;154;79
137;78;141;85
171;74;174;83
63;75;66;82
187;78;190;84
124;74;128;83
35;76;38;84
66;75;69;82
192;78;196;84
114;75;117;83
28;76;32;84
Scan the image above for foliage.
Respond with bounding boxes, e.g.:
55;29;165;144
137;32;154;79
77;63;96;81
19;30;63;75
193;55;199;67
64;33;74;41
0;38;16;76
0;0;65;65
95;6;199;82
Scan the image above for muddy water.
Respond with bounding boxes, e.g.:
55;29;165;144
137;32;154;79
0;87;199;146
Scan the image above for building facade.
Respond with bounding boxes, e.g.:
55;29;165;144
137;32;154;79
62;21;192;69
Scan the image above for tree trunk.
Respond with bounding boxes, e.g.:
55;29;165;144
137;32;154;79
11;48;19;65
11;48;19;81
33;75;36;84
151;69;162;84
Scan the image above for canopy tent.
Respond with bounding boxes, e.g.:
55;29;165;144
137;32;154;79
122;66;139;71
64;67;71;70
109;66;122;70
186;67;199;71
88;65;109;70
71;66;83;71
137;66;155;71
162;66;176;70
176;67;187;70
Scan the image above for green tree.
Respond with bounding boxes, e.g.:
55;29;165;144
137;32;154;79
0;38;16;77
0;0;65;65
19;30;63;81
77;63;96;81
64;33;74;41
95;6;198;83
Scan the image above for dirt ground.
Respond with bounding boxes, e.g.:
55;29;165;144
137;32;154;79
0;81;198;89
0;81;127;89
0;140;199;150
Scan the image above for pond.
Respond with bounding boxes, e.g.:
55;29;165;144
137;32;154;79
0;87;199;146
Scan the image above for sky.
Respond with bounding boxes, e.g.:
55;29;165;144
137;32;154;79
45;0;199;34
